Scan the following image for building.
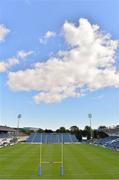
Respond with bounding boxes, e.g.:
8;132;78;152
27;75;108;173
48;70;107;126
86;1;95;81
0;126;16;136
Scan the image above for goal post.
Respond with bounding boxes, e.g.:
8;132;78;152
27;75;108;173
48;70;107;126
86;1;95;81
38;133;64;176
38;133;42;176
60;134;64;176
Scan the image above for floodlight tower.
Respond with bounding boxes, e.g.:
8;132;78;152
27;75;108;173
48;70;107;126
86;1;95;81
17;114;22;136
88;113;93;140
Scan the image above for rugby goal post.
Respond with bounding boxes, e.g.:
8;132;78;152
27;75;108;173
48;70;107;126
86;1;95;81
38;133;64;176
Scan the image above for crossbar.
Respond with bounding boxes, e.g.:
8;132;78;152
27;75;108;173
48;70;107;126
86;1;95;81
40;161;62;164
53;161;62;164
38;133;64;176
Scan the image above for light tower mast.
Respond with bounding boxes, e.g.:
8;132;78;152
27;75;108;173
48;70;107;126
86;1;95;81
17;114;22;136
88;113;93;140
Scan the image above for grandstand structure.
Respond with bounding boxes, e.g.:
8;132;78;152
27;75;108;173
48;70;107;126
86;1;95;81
105;127;119;136
26;131;119;150
26;133;78;144
0;126;16;135
95;135;119;149
94;126;119;150
0;126;17;147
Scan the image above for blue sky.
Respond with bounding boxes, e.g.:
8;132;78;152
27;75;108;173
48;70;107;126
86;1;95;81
0;0;119;130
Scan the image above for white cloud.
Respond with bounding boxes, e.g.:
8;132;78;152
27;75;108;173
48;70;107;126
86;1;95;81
0;24;10;42
39;31;56;44
0;57;19;72
44;31;56;39
0;50;33;73
7;18;119;104
0;61;8;72
17;50;33;59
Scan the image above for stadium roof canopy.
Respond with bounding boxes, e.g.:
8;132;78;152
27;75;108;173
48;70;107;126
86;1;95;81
0;126;16;132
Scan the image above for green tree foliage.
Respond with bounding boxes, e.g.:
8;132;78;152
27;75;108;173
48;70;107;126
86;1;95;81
37;128;44;133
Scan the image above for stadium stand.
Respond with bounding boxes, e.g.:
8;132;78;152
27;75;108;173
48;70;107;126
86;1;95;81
26;133;78;144
105;138;119;149
94;126;119;150
94;136;119;150
105;126;119;136
0;126;17;148
0;133;9;138
95;136;119;145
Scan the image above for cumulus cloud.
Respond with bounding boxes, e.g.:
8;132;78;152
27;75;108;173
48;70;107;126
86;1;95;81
39;31;56;44
0;50;34;73
7;18;119;104
0;57;19;72
17;50;33;59
0;24;10;42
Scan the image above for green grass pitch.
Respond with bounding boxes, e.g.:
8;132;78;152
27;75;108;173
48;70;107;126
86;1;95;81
0;144;119;179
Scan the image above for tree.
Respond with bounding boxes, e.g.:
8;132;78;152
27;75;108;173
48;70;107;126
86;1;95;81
70;126;82;142
98;126;107;131
20;128;35;135
37;128;44;133
75;130;82;142
93;129;98;139
70;126;79;133
84;126;91;140
98;131;108;138
84;126;91;131
44;129;53;133
56;127;66;133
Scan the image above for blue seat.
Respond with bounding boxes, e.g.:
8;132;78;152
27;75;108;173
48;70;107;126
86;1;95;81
26;133;78;144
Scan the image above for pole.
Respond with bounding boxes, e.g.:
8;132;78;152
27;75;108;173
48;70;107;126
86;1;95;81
88;114;93;140
17;114;21;137
40;133;42;165
61;134;63;166
60;134;64;176
38;133;42;176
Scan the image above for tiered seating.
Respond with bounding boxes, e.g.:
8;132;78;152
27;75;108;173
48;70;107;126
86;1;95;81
0;133;9;138
26;133;78;144
52;134;59;143
42;134;46;143
95;136;119;146
26;133;35;142
63;134;70;142
106;138;119;149
71;134;78;142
